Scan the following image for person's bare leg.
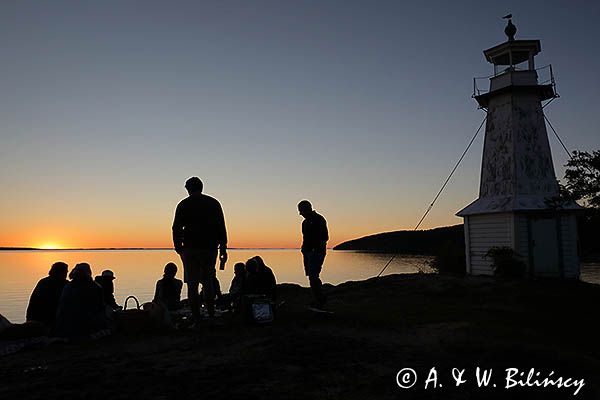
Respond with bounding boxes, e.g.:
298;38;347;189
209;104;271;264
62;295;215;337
187;282;201;321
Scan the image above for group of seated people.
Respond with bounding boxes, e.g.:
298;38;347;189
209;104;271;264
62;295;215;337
216;256;277;311
156;255;277;314
19;255;277;339
26;261;117;338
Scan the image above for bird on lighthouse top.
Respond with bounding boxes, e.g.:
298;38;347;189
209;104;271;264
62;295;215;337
503;14;517;41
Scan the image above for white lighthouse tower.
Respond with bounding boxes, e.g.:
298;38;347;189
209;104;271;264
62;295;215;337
457;17;581;278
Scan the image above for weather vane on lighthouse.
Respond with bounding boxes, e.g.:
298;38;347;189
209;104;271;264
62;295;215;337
503;14;516;41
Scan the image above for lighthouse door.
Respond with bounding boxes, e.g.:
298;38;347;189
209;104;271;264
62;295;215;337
530;217;560;277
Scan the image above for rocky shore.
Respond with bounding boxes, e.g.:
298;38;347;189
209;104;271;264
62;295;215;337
1;273;599;399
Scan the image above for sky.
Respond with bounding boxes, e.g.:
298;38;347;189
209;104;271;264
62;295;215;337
0;1;599;249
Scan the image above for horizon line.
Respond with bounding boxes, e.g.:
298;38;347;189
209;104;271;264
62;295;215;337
0;224;462;252
0;246;317;251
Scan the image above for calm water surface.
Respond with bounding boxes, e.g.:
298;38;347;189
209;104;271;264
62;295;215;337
0;249;431;323
1;250;598;323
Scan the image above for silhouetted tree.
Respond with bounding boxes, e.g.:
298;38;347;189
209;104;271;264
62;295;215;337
564;150;600;208
560;150;600;259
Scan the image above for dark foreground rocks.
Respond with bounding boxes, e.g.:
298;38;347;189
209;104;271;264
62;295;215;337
1;273;599;400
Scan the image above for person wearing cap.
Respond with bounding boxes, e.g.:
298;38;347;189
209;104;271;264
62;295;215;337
298;200;329;309
94;270;120;310
26;261;69;327
153;262;184;311
54;263;108;338
172;177;228;323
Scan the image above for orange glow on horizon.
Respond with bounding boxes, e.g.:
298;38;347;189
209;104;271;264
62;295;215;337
38;242;63;250
0;215;457;250
5;237;302;250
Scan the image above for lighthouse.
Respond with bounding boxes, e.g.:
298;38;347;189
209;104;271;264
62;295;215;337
457;18;581;278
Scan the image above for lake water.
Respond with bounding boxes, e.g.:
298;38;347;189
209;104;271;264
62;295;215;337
0;249;431;323
1;249;598;323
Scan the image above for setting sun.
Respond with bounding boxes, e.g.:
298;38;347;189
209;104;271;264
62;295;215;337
38;242;62;250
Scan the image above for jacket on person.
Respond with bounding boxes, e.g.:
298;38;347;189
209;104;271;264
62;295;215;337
53;278;108;338
255;264;277;302
94;275;119;310
26;275;67;325
243;264;277;302
229;274;245;299
153;277;183;311
172;193;227;251
301;211;329;253
243;272;261;297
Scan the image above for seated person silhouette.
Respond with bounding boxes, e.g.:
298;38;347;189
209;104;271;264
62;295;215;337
94;269;120;310
153;262;184;311
217;262;246;311
244;257;277;302
26;261;69;327
229;262;246;301
252;256;277;303
243;258;261;296
53;263;109;338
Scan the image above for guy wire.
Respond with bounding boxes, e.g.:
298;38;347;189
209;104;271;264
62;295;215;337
377;115;488;278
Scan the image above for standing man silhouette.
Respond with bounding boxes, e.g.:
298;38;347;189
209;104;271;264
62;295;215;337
298;200;329;309
173;177;227;324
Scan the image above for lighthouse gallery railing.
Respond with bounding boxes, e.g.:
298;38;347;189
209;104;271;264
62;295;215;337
472;64;556;97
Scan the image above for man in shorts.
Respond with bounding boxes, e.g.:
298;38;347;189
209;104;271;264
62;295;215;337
173;177;228;322
298;200;328;309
